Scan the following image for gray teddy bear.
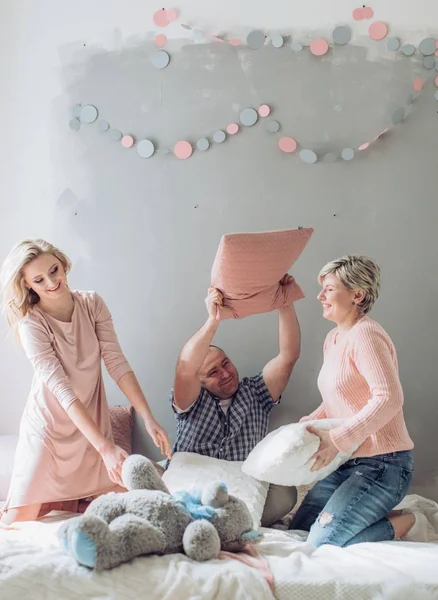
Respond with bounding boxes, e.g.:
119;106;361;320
58;454;260;571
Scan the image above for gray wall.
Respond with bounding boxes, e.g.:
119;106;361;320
3;39;438;500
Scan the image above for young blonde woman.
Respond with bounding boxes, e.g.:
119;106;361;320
290;255;428;546
0;239;171;525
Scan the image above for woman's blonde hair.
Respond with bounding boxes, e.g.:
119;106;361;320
0;239;71;328
318;255;381;315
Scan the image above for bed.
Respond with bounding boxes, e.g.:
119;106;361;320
1;494;437;600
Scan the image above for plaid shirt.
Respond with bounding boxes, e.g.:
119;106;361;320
170;373;278;461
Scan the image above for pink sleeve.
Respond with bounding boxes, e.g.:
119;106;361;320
330;328;404;453
300;403;327;422
93;293;133;383
19;318;78;411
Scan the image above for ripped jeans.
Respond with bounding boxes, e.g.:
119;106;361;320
289;451;414;547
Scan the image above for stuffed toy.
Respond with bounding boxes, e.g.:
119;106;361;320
58;454;260;571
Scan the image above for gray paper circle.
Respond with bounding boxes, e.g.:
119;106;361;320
401;44;415;57
423;55;436;69
240;107;258;127
299;149;317;164
333;26;351;46
80;104;98;124
392;108;405;125
341;148;355;161
272;35;284;48
291;42;303;52
71;104;81;118
196;138;210;151
387;37;400;52
213;130;226;143
247;30;265;50
266;119;280;133
108;129;122;141
137;139;155;158
151;50;170;70
434;91;438;101
69;118;81;131
419;38;436;56
98;120;110;132
323;153;337;163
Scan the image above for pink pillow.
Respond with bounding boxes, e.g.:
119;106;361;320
211;227;313;319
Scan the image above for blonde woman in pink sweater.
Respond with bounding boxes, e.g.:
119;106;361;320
289;255;427;546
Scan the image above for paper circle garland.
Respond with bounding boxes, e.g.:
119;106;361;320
121;135;134;148
419;38;436;56
213;130;226;143
240;108;258;126
300;149;318;164
278;137;297;153
258;105;271;117
310;39;329;56
155;34;167;47
80;105;98;124
153;9;169;28
151;50;170;69
174;141;193;159
196;138;210;151
69;118;81;131
226;123;239;135
137;139;155;158
247;30;265;50
266;120;280;133
333;26;351;46
369;22;388;41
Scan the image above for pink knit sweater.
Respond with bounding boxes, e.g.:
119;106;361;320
307;317;414;457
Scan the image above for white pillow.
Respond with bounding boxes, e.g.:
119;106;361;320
242;419;358;486
162;452;269;529
0;435;18;501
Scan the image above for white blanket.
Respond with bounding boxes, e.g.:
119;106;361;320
0;495;437;600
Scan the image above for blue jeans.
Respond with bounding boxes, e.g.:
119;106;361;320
289;451;414;547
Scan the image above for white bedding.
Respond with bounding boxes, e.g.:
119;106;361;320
1;494;437;600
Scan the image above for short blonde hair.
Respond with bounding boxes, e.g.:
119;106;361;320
318;255;381;315
0;239;71;328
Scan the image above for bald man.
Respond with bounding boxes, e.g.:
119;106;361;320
169;282;301;526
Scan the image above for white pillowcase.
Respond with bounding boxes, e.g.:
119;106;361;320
162;452;269;528
242;419;358;486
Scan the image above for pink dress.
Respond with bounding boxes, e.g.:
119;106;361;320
3;290;133;511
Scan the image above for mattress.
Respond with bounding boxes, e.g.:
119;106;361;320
0;495;437;600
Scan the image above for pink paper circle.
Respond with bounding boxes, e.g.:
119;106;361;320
362;7;374;19
121;135;134;148
358;142;370;151
310;39;329;56
155;34;167;47
153;9;169;28
278;137;297;153
435;76;438;87
352;8;363;21
166;9;178;22
413;77;424;92
226;123;239;135
258;104;271;117
174;141;192;160
229;39;242;46
369;22;388;41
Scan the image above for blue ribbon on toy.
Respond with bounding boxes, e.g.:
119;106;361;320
173;489;215;521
